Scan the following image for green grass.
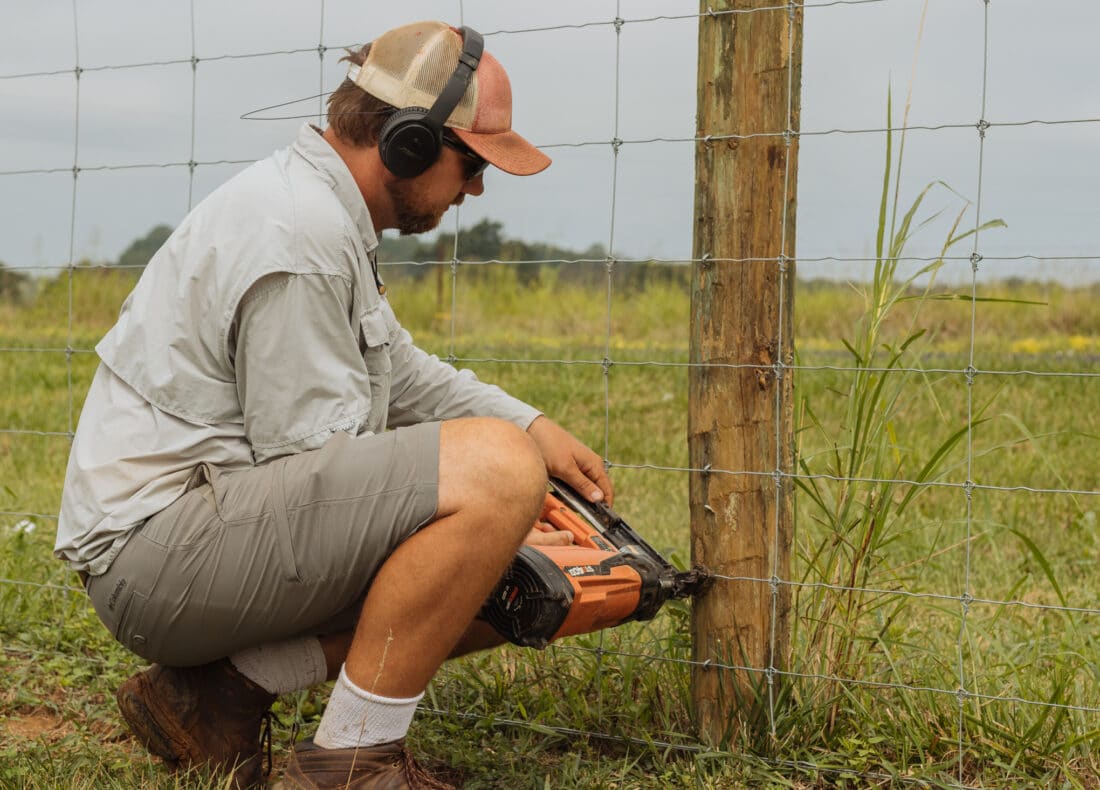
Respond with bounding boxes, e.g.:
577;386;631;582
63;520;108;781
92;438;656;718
2;265;1099;788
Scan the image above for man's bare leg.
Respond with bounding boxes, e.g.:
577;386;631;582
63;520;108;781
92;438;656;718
337;416;545;696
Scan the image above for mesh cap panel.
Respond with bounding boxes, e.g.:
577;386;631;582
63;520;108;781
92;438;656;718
357;21;478;128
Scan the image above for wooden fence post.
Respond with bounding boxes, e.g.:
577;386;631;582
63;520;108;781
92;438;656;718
689;0;802;744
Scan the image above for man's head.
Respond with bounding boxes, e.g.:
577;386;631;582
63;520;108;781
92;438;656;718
327;21;549;182
325;22;549;235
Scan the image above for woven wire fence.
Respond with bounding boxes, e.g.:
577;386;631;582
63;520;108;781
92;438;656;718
2;1;1099;787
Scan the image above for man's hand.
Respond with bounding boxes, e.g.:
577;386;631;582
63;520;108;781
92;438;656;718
523;521;574;546
526;415;614;505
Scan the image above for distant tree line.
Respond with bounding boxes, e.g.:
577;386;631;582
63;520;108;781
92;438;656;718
377;218;692;292
7;220;1099;309
0;219;692;306
0;262;31;303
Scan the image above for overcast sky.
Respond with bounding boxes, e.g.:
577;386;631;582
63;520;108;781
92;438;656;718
1;0;1098;284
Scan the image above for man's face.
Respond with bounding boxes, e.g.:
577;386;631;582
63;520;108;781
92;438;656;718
386;143;486;236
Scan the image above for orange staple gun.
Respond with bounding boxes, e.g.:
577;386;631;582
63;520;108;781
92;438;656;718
481;477;711;649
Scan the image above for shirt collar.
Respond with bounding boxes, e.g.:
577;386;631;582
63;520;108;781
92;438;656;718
291;123;379;254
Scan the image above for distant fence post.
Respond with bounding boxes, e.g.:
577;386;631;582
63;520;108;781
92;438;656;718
689;0;801;744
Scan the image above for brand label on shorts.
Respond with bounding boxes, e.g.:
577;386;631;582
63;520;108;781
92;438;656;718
107;578;127;611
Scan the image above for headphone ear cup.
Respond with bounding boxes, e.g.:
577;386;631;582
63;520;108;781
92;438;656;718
379;107;442;178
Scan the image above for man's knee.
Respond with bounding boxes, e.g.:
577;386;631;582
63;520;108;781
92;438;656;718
438;417;546;522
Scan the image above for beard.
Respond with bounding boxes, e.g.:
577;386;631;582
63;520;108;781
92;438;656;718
388;178;460;236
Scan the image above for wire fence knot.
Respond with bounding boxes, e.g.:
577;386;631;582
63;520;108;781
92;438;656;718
960;592;974;614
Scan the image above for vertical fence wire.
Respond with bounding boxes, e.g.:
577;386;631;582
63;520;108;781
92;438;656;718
317;0;326;126
1;4;1099;788
187;0;198;211
591;0;627;727
448;0;466;367
957;0;993;781
65;0;81;443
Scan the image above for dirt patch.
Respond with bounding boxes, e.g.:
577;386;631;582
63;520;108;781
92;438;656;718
2;709;73;743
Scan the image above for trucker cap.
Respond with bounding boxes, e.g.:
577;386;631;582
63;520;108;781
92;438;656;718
348;20;551;176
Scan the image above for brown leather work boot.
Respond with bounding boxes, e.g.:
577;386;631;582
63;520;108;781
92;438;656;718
116;658;277;789
276;738;458;789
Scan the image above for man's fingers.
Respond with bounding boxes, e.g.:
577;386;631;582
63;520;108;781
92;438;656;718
574;455;614;506
526;416;614;505
524;527;574;547
556;467;597;501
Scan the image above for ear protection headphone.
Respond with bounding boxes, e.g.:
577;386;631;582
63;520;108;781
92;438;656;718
378;26;484;179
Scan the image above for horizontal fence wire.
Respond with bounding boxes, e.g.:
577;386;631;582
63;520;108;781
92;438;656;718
1;1;1097;788
7;118;1100;174
7;253;1100;274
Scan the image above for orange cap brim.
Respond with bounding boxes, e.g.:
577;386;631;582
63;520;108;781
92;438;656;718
453;128;551;176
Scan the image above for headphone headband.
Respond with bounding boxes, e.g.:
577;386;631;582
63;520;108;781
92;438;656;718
425;27;483;129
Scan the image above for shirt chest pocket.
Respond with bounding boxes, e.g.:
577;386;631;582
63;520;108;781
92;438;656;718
359;306;393;433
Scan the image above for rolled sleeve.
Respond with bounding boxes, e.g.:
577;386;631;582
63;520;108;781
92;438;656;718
234;272;373;464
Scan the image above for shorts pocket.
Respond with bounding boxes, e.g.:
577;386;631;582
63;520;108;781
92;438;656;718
139;480;224;550
269;456;304;583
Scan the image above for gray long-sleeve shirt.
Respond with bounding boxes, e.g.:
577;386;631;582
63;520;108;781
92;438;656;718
55;125;540;575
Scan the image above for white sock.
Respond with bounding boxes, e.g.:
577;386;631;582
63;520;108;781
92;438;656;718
313;664;423;749
229;636;328;695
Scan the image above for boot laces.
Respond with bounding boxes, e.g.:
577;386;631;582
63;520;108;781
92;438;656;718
259;711;274;779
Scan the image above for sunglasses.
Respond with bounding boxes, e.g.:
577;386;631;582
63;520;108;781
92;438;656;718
442;133;490;181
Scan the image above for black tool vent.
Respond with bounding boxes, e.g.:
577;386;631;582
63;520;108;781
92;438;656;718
480;547;574;649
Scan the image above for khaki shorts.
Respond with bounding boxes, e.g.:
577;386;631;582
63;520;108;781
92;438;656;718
86;423;440;666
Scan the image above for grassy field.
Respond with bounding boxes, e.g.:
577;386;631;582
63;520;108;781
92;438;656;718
1;264;1099;788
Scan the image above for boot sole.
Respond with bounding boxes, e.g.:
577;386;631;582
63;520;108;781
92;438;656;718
116;673;183;766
